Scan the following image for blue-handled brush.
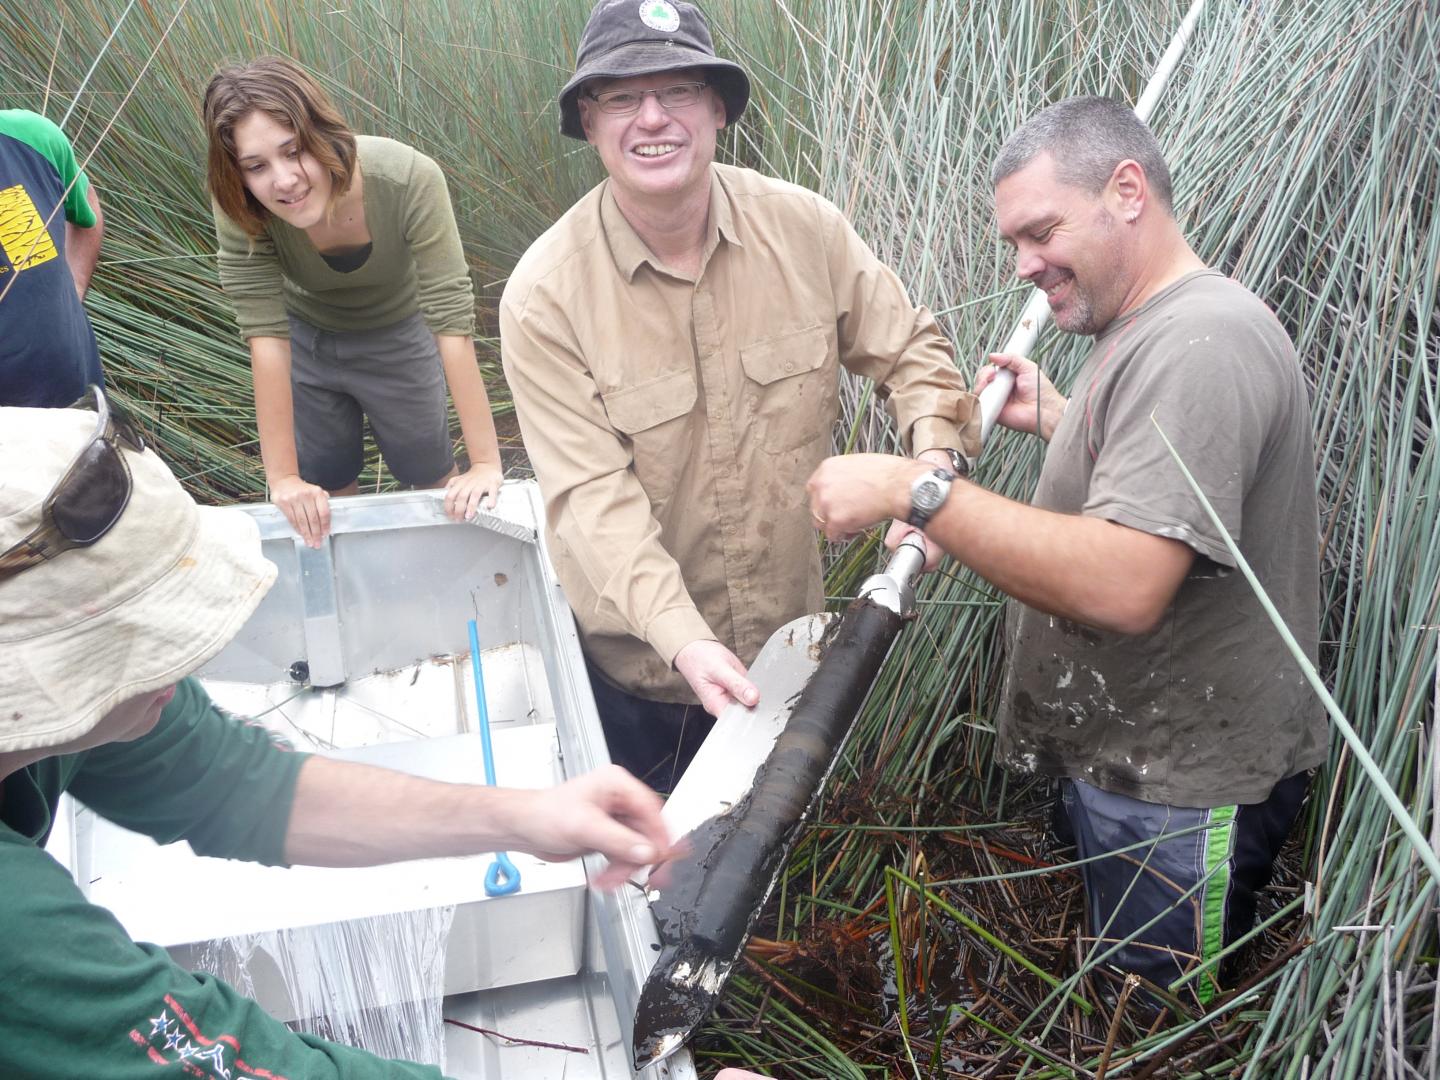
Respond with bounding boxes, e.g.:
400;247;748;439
467;618;521;897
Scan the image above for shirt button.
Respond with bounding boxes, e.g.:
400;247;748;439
784;361;794;372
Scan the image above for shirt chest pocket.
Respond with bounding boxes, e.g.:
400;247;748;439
599;368;698;503
739;324;837;453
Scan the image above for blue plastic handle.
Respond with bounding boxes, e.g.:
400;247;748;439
468;618;521;897
468;619;499;786
485;852;523;897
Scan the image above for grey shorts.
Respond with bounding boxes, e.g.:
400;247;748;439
288;312;454;490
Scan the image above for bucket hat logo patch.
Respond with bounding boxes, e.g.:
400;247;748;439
639;1;681;32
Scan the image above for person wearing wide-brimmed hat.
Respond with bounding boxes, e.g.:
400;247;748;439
0;394;675;1078
501;0;980;792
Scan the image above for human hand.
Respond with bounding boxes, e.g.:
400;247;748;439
807;453;927;542
444;461;503;521
507;764;679;890
270;474;331;548
884;519;945;571
674;639;759;717
975;353;1068;441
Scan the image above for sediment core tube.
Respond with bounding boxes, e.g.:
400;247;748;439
634;597;906;1066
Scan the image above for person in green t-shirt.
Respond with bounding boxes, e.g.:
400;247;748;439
0;394;677;1079
202;56;503;549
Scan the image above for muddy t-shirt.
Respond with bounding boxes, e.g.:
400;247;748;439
996;270;1327;808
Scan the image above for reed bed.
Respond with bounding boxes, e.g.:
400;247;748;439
1;1;1435;1076
708;3;1439;1077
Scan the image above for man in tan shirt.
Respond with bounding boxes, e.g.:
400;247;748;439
501;0;977;790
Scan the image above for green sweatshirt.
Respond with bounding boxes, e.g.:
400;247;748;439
215;135;475;339
0;677;446;1080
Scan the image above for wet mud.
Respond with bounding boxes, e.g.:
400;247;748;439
633;598;905;1066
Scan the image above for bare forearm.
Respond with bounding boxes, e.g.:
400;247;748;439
436;334;501;466
1037;396;1069;442
812;454;1193;633
905;475;1192;633
65;188;103;297
282;756;675;887
250;337;301;482
283;756;520;866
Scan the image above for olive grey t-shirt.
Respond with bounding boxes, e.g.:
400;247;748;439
996;270;1326;808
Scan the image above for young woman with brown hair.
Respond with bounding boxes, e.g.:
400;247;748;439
203;56;502;546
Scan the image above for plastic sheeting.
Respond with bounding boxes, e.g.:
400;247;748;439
195;904;457;1068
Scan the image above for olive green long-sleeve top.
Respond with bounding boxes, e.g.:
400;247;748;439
214;135;475;338
502;164;979;702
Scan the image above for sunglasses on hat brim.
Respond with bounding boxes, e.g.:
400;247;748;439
0;386;146;582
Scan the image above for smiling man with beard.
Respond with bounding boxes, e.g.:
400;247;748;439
501;0;978;793
806;96;1325;1009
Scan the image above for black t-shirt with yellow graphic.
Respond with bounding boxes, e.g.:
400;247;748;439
0;108;103;407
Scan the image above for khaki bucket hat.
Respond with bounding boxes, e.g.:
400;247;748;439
0;404;276;754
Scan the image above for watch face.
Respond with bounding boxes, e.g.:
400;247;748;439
914;477;945;511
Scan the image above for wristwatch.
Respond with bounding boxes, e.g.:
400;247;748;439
907;468;953;529
937;447;972;479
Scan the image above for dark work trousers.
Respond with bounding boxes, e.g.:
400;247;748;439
586;663;715;794
1058;771;1309;1007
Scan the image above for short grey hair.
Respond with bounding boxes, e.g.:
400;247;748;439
991;96;1174;213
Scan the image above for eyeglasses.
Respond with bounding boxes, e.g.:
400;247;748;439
586;81;708;115
0;385;146;581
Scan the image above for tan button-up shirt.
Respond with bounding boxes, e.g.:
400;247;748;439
501;164;977;702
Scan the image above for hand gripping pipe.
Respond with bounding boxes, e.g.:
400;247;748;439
633;536;927;1068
